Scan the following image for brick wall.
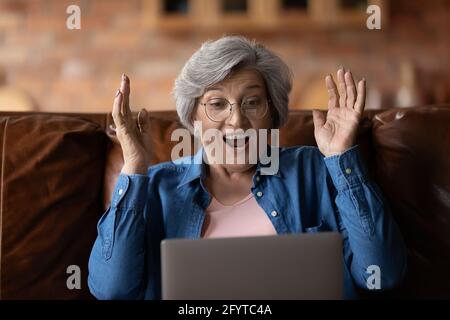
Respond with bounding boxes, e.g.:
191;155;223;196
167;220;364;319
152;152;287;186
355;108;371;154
0;0;448;113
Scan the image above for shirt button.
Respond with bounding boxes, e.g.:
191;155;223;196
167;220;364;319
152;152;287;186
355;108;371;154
256;191;263;197
271;210;278;217
256;176;260;182
118;188;124;195
345;168;352;174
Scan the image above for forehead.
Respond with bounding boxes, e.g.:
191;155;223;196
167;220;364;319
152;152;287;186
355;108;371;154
206;68;266;92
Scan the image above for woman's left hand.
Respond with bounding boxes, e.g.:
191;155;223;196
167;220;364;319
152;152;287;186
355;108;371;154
312;68;366;157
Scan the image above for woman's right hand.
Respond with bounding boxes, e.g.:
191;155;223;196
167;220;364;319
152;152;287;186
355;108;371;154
112;74;152;175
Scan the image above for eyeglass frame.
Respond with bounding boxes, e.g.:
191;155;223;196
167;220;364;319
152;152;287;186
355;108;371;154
199;97;272;123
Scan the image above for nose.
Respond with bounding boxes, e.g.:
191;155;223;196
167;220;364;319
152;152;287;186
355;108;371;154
225;103;247;128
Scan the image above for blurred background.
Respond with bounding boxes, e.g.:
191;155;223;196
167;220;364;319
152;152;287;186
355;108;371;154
0;0;448;113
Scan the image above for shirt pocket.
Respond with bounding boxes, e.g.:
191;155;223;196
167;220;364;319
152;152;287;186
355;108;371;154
304;219;326;233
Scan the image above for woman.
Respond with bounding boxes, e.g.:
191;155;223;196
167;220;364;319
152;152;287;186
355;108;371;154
88;36;407;299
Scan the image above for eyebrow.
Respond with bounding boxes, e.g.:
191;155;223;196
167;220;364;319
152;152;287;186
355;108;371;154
204;84;263;93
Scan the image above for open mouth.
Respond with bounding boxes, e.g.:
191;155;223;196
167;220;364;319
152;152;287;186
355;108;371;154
223;134;250;149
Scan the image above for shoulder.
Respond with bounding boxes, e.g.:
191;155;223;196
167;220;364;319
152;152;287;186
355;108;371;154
147;156;192;176
277;145;327;176
279;145;324;165
145;153;201;187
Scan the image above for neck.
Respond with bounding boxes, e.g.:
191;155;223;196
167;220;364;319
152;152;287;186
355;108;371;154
207;163;256;181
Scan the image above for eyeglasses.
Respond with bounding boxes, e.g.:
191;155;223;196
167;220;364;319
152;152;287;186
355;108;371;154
200;97;270;122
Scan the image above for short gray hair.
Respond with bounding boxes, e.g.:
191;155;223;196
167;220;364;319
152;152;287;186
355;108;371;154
172;36;292;132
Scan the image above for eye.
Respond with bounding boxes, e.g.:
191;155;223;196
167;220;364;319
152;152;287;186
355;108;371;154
242;97;261;108
207;99;228;109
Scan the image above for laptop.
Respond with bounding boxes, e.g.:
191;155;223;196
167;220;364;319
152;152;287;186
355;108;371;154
161;232;343;300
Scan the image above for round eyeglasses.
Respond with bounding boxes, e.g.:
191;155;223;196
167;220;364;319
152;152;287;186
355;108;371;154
200;97;270;122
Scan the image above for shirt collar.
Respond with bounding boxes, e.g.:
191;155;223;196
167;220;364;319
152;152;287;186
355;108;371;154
177;148;205;188
255;145;282;178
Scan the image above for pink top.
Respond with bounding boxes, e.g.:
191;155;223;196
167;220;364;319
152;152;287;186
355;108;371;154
201;193;277;238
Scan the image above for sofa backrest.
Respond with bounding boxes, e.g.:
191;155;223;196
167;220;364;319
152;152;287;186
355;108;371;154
0;105;449;299
371;105;450;298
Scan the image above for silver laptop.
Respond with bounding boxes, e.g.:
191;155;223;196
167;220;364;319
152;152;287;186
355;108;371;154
161;232;343;300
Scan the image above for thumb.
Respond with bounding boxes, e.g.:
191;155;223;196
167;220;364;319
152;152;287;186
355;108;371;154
137;108;150;133
312;109;326;130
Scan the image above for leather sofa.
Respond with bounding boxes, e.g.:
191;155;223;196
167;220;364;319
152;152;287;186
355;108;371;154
0;104;449;299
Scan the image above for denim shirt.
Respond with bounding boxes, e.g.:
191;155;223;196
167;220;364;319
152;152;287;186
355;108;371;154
88;145;407;300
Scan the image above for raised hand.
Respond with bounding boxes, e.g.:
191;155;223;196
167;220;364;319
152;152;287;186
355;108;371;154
312;68;366;157
112;74;152;175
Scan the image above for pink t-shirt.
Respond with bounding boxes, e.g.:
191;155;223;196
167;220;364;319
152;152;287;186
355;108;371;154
201;193;277;238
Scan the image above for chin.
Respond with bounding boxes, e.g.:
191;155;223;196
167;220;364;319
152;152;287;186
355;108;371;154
222;163;255;173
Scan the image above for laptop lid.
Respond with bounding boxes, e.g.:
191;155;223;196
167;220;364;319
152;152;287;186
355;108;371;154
161;232;343;300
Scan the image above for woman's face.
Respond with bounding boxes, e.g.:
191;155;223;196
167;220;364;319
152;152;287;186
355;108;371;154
193;68;273;173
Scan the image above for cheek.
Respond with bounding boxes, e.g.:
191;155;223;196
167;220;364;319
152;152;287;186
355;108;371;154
250;113;273;131
193;107;222;141
262;115;273;129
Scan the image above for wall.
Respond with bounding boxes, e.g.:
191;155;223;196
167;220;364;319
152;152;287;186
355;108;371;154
0;0;448;113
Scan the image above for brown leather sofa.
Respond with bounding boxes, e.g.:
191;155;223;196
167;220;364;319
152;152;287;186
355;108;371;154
0;104;449;299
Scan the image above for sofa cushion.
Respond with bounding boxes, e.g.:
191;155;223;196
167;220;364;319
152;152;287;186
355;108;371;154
0;115;107;299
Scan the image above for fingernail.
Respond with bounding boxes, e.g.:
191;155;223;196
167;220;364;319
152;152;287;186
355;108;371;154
115;89;121;97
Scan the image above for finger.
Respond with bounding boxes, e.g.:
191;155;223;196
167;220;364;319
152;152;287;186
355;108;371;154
112;89;125;128
120;74;131;117
137;108;150;133
326;74;339;109
337;68;346;108
354;79;366;114
345;71;357;108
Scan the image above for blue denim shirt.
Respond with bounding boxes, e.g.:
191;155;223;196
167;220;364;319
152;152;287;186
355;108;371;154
88;145;407;300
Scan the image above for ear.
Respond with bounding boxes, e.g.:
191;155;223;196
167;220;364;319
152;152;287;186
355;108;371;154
190;104;200;129
192;102;200;119
192;120;201;137
190;104;202;137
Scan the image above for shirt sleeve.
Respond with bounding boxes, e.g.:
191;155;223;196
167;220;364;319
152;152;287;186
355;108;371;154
323;145;408;291
88;173;149;299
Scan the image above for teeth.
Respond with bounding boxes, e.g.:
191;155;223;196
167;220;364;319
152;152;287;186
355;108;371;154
222;131;249;148
223;135;248;148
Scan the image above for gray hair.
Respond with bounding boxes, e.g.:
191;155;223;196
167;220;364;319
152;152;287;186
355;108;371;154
172;36;292;132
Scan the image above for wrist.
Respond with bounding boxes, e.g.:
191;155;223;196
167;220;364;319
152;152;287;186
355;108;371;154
322;145;355;158
121;163;148;175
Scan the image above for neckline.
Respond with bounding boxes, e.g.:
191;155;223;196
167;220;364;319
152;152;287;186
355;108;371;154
212;193;254;208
